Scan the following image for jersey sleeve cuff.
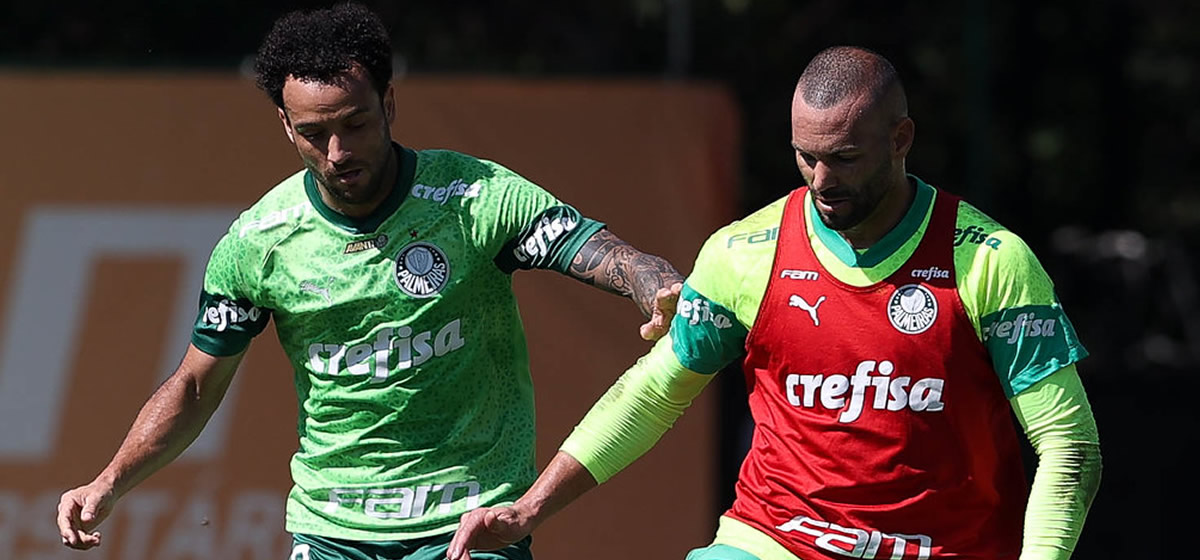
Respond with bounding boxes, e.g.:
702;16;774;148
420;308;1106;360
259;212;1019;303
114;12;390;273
1007;346;1089;397
548;217;606;273
190;331;250;357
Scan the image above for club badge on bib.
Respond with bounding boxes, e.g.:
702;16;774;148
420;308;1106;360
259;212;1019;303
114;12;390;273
887;283;937;334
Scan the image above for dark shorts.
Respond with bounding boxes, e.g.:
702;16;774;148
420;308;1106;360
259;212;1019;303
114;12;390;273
290;532;533;560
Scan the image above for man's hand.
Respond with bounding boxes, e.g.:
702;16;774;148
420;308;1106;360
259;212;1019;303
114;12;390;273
639;282;682;341
566;230;685;337
447;505;535;560
57;481;116;549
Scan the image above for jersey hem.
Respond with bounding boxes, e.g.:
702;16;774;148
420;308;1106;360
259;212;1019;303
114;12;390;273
285;519;459;542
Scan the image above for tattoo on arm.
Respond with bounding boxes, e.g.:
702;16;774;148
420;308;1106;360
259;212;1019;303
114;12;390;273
568;230;684;318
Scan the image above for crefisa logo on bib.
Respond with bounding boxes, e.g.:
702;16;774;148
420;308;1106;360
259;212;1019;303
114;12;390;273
887;284;937;334
394;242;450;298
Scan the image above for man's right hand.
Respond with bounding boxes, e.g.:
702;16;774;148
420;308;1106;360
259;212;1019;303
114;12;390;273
57;481;116;549
447;505;535;560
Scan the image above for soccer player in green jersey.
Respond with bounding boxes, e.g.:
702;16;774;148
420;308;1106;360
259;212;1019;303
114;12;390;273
55;4;683;559
449;47;1102;560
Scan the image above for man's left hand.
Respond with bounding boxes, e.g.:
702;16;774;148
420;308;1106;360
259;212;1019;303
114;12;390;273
639;282;682;341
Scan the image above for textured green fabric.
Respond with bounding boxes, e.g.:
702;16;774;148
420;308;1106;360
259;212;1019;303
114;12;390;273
686;544;764;560
290;532;532;560
193;146;602;540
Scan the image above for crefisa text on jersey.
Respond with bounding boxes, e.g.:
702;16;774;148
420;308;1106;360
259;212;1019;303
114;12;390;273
202;298;263;333
784;359;945;423
307;320;466;380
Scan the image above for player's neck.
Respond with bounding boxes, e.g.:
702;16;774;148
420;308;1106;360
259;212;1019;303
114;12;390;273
839;175;916;250
321;147;400;219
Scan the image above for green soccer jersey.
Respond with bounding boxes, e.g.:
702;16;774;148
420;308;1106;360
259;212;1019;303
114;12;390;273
191;144;604;540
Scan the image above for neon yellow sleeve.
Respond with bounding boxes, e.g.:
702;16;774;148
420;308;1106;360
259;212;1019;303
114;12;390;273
1010;364;1102;560
954;201;1089;397
560;334;716;483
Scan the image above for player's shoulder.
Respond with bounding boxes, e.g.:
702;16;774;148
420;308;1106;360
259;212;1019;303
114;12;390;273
410;148;533;208
687;193;787;298
413;149;511;185
703;193;789;256
952;197;1044;279
223;169;313;248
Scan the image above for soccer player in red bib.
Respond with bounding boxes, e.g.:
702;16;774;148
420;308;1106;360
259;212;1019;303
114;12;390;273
449;46;1101;560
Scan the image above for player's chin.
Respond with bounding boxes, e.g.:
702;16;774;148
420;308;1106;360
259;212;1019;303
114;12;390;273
816;208;857;231
332;182;381;205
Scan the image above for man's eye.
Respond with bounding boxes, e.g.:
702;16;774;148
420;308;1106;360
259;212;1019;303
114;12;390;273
797;152;817;166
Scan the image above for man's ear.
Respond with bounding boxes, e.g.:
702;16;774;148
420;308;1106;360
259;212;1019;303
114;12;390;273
383;83;395;124
892;117;914;160
278;107;296;144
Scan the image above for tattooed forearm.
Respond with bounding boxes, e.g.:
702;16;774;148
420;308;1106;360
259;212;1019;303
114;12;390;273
568;230;684;318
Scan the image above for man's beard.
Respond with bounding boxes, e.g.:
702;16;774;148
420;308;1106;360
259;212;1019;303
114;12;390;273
319;169;386;205
815;158;894;232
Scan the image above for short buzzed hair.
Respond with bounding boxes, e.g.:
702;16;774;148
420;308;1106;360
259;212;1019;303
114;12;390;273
797;46;907;117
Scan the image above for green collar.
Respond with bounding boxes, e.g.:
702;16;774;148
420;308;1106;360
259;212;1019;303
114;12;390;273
810;176;934;268
304;143;417;234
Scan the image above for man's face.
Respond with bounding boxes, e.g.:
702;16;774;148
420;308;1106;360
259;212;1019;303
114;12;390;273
279;65;394;207
790;92;900;231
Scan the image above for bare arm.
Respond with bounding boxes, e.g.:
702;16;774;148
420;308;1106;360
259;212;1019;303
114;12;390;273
448;452;597;560
57;344;245;549
567;229;684;340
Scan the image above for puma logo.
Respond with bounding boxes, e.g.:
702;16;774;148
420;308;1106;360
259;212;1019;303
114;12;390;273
789;294;826;326
300;278;333;304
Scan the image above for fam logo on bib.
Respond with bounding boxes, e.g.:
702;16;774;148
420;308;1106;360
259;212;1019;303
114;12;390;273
394;242;450;298
887;283;937;334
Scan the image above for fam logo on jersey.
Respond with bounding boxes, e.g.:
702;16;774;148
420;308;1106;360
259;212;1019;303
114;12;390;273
887;284;937;334
238;202;309;238
776;514;933;559
726;227;779;248
394;242;450;298
780;269;820;281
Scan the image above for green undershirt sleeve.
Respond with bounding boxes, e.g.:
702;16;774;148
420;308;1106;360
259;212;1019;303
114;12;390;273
1010;364;1102;560
560;334;715;484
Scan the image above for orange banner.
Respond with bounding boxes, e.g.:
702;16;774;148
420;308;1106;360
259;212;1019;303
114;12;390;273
0;73;740;560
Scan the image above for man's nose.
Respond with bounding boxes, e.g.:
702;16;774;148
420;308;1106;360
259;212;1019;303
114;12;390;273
327;134;351;165
810;161;835;190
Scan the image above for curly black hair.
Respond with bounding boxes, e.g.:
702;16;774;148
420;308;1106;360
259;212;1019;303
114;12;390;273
254;2;393;108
